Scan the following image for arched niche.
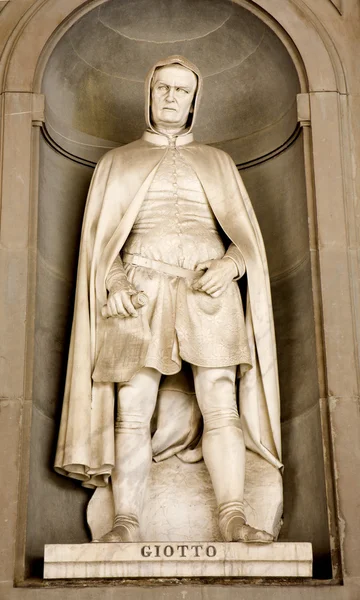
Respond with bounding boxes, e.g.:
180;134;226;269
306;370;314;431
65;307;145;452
23;0;331;580
2;0;352;587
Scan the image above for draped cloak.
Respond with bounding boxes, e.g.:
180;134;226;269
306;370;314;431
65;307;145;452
54;56;283;488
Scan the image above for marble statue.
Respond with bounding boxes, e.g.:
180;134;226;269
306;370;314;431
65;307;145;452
55;56;282;545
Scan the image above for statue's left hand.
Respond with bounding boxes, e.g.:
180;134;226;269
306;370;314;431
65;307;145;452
192;258;238;297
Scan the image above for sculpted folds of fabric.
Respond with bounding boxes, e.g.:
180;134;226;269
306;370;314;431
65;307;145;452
55;56;282;499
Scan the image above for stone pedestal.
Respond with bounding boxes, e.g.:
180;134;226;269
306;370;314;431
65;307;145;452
44;542;312;579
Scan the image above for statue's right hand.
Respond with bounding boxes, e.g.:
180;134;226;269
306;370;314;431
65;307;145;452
103;290;138;319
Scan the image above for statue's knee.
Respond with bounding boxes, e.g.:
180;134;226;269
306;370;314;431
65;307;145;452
116;384;154;432
115;411;150;433
196;376;235;405
203;407;242;433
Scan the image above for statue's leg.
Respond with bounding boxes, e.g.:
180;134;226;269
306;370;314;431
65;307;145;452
98;367;161;543
191;365;273;543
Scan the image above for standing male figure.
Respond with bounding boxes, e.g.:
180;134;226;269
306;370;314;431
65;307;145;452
55;56;282;544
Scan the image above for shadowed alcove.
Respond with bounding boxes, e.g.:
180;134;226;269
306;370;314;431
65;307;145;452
26;0;332;579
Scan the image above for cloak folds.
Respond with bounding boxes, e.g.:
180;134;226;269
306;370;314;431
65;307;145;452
54;56;282;489
54;137;283;488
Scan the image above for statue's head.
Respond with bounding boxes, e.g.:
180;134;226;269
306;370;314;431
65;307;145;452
145;56;202;135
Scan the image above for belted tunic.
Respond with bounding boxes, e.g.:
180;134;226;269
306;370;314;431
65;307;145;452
116;134;252;374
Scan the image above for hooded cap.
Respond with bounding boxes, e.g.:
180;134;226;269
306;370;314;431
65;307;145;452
144;55;202;135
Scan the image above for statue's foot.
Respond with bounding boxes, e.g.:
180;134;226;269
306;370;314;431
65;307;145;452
93;514;140;543
218;502;273;544
225;519;274;543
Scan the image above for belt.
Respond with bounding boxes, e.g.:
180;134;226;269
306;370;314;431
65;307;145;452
122;252;203;282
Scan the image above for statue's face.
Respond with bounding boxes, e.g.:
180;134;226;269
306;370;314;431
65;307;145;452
150;65;197;132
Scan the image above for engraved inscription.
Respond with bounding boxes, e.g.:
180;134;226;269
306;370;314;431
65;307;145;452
140;544;217;559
